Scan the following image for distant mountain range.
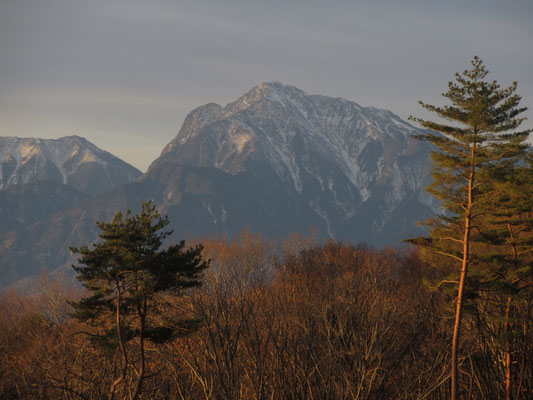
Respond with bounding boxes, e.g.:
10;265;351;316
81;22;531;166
0;82;438;288
0;135;141;195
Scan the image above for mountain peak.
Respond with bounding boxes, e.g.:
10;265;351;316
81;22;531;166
57;135;88;143
251;81;296;94
154;81;430;206
222;81;307;114
256;81;303;96
0;135;141;195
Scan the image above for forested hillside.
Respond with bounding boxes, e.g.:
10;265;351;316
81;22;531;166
2;233;531;399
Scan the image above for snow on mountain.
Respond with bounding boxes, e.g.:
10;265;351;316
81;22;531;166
150;82;437;243
0;135;141;195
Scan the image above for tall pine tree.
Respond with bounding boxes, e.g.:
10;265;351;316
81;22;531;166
70;201;209;400
408;57;530;400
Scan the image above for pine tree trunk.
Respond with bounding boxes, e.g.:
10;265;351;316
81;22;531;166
505;296;513;400
131;299;147;400
505;220;519;400
451;216;470;400
110;279;128;400
451;141;476;400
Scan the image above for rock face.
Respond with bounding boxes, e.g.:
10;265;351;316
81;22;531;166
146;82;437;244
0;135;141;195
0;82;439;288
0;181;89;236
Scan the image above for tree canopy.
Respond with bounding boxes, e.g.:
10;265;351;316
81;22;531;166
70;201;209;400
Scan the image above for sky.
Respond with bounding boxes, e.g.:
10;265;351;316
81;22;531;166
1;0;532;171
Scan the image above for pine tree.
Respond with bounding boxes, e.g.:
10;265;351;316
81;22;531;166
408;57;530;400
474;155;533;400
70;201;209;400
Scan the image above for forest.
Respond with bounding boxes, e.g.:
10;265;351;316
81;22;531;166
0;231;531;399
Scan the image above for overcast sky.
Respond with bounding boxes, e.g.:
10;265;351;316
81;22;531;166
1;0;532;171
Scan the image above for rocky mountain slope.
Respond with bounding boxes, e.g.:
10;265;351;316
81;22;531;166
0;83;438;288
0;136;141;195
0;136;143;286
0;181;89;236
147;82;437;243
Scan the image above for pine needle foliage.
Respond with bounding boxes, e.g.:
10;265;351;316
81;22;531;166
69;201;209;400
407;57;531;400
473;154;532;400
474;154;533;293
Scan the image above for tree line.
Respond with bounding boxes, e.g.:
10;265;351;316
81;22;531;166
0;233;533;400
1;232;530;399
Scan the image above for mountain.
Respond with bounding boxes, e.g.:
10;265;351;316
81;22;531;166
0;135;141;195
0;181;158;287
0;135;143;286
0;180;89;236
145;82;437;243
0;83;438;288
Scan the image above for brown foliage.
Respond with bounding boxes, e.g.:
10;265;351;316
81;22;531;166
1;233;531;399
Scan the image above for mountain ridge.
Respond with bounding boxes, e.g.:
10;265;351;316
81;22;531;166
148;81;436;237
0;135;142;195
0;82;438;288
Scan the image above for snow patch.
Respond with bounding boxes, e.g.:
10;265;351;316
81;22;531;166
310;201;334;238
0;136;139;191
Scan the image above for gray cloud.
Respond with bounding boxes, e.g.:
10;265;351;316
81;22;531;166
1;0;532;170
